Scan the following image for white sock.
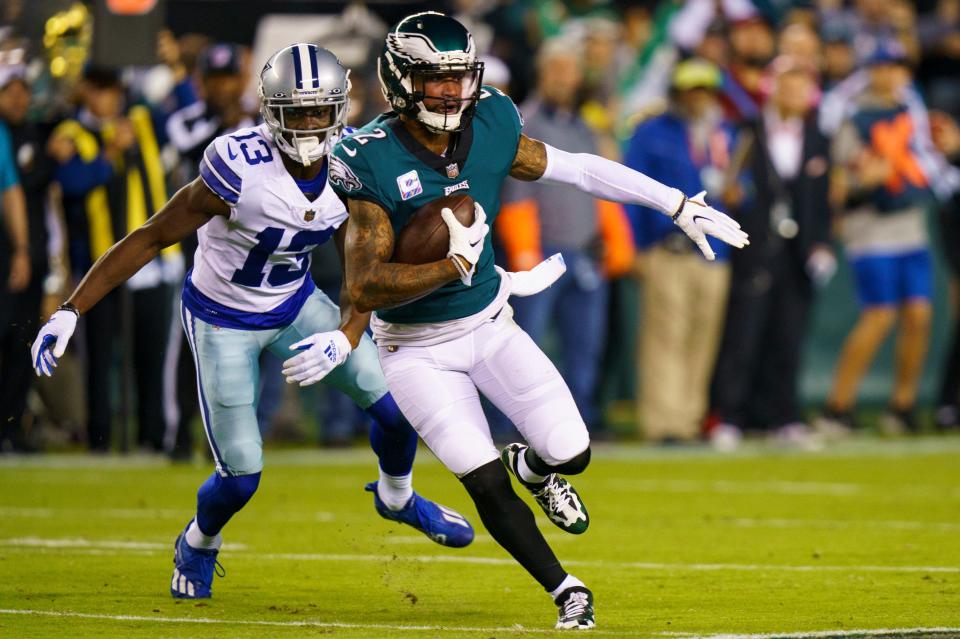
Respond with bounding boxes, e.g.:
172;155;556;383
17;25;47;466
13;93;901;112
517;449;548;485
377;470;413;510
549;574;586;600
185;519;222;551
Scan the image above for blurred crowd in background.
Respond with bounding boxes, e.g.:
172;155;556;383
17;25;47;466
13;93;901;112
2;0;960;458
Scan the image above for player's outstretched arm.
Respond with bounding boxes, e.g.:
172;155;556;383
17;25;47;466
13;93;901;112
67;178;225;313
509;135;749;260
343;198;462;313
31;178;226;376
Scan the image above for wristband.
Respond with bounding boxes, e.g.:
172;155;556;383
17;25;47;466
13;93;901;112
671;196;687;221
57;302;80;318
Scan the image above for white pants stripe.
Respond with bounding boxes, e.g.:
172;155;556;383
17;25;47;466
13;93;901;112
180;303;226;475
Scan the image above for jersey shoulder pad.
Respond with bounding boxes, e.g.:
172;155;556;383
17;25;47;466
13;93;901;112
477;85;524;138
329;122;392;206
328;152;368;196
198;129;253;207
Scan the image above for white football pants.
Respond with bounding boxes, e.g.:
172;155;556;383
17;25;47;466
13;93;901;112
378;313;590;476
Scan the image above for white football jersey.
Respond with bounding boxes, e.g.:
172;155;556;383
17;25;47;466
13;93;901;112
192;123;347;318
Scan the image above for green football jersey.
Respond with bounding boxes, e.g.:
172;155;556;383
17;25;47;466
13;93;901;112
329;85;524;324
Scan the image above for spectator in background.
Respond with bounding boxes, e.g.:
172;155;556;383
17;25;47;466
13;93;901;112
163;43;253;460
141;30;202;149
720;15;776;122
837;0;900;58
930;109;960;430
625;59;735;443
821;24;857;90
711;58;835;449
820;41;935;434
166;44;251;174
917;0;960;115
0;70;31;452
49;66;179;452
497;38;635;434
576;18;624;160
778;22;822;70
479;54;511;93
0;64;57;452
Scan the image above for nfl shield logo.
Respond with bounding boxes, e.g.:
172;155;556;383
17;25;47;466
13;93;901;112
446;163;460;179
304;210;316;222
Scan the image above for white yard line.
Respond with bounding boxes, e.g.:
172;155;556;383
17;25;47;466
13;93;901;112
1;537;247;551
2;538;957;574
712;517;960;532
2;609;957;638
2;507;955;534
663;627;960;639
611;479;863;496
0;506;336;523
604;479;959;500
0;608;622;635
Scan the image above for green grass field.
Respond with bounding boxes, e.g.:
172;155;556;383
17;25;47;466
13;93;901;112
1;438;959;639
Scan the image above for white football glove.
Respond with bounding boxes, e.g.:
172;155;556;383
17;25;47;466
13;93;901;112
282;330;352;387
507;253;567;297
671;191;749;260
443;202;489;286
31;307;78;377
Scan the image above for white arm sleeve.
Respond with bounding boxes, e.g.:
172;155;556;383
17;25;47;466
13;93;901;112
540;143;685;216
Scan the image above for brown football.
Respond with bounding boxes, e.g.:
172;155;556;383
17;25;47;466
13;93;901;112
392;193;476;264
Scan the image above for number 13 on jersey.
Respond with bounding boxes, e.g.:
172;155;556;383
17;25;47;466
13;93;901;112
231;226;334;288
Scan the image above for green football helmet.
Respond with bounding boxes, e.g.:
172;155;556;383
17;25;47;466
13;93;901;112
377;12;484;133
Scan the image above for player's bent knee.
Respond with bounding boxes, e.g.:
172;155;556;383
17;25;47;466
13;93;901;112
540;421;590;470
549;446;591;475
218;441;264;477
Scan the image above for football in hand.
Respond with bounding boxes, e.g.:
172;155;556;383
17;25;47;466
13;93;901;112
392;193;476;264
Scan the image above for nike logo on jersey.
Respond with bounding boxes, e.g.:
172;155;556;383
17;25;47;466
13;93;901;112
227;144;238;160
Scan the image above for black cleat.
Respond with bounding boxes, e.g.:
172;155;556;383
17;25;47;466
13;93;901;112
555;586;595;630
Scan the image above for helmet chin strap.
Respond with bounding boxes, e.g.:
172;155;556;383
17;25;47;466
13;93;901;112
293;135;322;166
416;102;463;132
